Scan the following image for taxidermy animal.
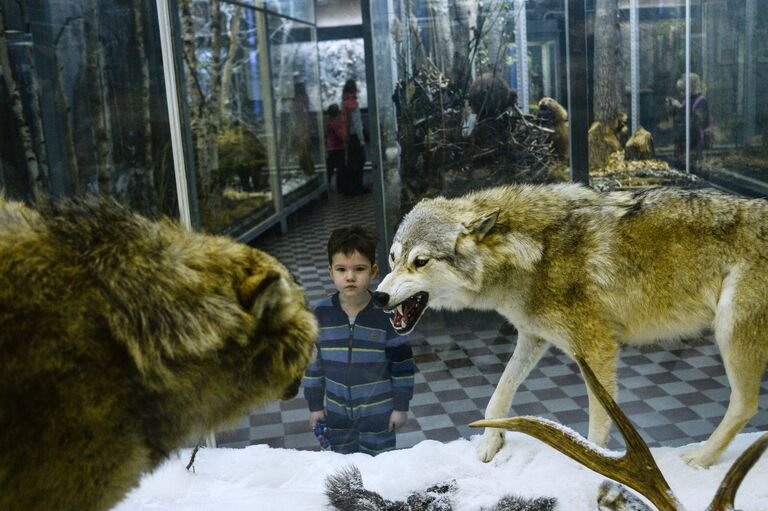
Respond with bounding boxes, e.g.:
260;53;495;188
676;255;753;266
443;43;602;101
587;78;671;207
325;465;556;511
373;184;768;467
624;127;655;161
0;198;318;511
536;97;569;161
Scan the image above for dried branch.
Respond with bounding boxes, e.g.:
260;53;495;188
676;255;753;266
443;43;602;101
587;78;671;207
186;443;200;472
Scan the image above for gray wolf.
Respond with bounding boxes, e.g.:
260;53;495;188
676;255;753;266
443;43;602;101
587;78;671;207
372;184;768;467
0;198;318;511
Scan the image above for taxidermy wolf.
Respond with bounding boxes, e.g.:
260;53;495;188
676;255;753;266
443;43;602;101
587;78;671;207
372;184;768;467
0;198;318;511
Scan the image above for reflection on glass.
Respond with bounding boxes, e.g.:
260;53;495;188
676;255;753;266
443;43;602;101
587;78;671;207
317;39;367;110
179;1;277;235
371;1;568;226
268;14;324;206
265;0;314;23
697;0;768;196
0;0;177;218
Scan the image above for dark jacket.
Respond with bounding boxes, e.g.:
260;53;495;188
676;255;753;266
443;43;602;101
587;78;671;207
303;293;414;418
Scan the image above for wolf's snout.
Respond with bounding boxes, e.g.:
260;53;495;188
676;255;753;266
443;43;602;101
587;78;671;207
371;291;390;308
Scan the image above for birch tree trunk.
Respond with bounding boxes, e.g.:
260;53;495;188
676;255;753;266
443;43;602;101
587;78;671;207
178;0;208;194
23;46;50;192
481;3;506;79
131;0;157;213
219;5;241;124
593;0;622;123
83;4;113;195
425;0;454;73
0;6;42;195
590;0;624;168
206;0;222;191
54;18;81;195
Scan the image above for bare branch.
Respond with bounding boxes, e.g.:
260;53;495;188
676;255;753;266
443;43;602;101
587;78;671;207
186;443;200;472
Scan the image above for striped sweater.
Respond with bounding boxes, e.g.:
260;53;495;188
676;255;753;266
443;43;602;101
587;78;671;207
303;293;414;418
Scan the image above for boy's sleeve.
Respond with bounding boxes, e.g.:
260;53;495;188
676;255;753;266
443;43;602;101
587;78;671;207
303;349;325;412
303;310;325;412
385;320;414;412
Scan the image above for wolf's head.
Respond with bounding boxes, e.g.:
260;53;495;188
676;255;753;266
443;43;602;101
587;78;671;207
373;197;503;335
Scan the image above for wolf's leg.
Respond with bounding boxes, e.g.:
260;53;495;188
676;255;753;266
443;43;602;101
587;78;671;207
580;343;619;447
477;332;548;462
682;308;767;467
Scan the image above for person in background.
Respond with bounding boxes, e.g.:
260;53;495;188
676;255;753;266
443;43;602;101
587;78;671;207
340;79;366;195
303;226;414;455
325;104;344;191
666;72;713;169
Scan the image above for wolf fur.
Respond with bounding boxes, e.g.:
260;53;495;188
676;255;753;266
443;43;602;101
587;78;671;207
374;184;768;467
0;198;318;511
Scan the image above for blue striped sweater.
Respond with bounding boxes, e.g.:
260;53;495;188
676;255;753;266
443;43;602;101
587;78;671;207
303;293;415;418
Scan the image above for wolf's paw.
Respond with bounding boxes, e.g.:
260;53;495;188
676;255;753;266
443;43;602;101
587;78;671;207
477;429;504;463
681;446;717;468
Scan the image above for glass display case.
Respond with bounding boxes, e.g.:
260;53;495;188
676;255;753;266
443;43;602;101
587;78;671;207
175;0;326;238
367;0;768;247
0;0;179;219
268;13;325;209
0;0;326;241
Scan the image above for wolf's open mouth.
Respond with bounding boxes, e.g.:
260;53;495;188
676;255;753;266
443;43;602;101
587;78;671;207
386;291;429;335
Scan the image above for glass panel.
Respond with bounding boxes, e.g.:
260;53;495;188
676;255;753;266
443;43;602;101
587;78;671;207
587;1;704;190
317;39;368;109
178;1;278;235
369;1;569;240
625;2;689;172
0;0;178;218
696;0;768;195
268;14;325;207
265;0;314;24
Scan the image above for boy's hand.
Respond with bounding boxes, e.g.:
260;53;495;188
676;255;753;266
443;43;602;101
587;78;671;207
309;411;326;429
388;410;407;432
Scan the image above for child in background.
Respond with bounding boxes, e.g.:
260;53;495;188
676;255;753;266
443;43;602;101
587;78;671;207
304;226;414;455
325;104;344;191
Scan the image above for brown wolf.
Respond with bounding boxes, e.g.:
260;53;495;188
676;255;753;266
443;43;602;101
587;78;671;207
0;198;318;511
373;184;768;467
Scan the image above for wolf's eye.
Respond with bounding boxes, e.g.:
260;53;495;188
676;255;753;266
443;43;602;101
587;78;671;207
414;258;429;268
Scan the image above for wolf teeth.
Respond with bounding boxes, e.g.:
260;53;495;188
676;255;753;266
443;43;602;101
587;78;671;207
397;304;404;316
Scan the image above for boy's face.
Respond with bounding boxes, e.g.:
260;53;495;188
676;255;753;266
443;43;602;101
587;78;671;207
329;250;379;300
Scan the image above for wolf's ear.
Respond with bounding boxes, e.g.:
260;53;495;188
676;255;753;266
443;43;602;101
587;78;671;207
238;270;286;319
462;209;500;240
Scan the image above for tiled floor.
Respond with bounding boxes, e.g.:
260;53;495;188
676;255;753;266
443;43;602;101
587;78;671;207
216;188;768;453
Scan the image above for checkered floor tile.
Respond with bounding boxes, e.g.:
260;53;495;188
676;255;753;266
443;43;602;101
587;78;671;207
216;189;768;454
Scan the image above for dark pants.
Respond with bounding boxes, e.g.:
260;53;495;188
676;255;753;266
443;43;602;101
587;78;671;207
326;149;344;190
325;409;395;455
339;135;365;195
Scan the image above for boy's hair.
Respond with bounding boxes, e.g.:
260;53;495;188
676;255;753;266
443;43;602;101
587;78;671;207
327;104;340;117
327;226;377;266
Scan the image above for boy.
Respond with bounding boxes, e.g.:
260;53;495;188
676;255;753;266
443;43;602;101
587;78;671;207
303;226;414;455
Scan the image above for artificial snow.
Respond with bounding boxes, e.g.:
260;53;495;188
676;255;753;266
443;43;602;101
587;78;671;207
113;431;768;511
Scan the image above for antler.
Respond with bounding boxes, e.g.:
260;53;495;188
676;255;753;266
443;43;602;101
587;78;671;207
707;431;768;511
471;356;681;510
470;355;768;511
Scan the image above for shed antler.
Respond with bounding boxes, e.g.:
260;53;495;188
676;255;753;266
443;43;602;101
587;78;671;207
470;356;768;511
